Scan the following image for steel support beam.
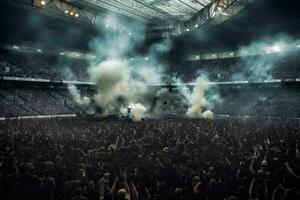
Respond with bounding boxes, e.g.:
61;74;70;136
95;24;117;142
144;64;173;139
169;0;256;35
11;0;256;36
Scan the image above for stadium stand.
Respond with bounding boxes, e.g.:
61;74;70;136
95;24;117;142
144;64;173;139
2;47;300;83
0;85;300;119
171;52;300;82
0;48;90;81
0;87;87;117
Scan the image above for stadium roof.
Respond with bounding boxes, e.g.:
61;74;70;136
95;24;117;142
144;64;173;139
64;0;255;35
6;0;255;35
66;0;213;22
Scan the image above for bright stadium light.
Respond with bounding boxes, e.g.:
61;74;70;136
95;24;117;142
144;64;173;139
64;10;69;14
13;45;19;50
37;49;42;53
75;13;79;18
186;28;190;32
40;0;46;6
70;12;74;16
195;24;198;28
272;45;281;52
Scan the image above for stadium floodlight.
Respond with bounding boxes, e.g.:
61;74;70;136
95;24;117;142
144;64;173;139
40;0;46;6
75;13;79;18
70;12;74;16
37;49;42;53
195;24;198;28
186;28;190;32
64;10;69;14
263;45;283;54
272;45;281;52
13;45;19;50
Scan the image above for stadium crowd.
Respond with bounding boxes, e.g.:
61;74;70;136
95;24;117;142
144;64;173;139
214;87;300;118
0;118;300;200
171;52;300;82
0;48;89;81
1;86;300;118
1;48;300;82
0;88;87;117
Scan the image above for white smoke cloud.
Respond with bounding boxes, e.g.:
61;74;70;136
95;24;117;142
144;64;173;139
151;88;182;115
202;110;214;119
90;60;130;111
120;103;147;121
85;13;170;119
186;77;212;118
233;34;300;81
90;13;146;60
130;103;147;121
88;58;164;116
171;76;216;119
70;12;220;120
68;85;91;107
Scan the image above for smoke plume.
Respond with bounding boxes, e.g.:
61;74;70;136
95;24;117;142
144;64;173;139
86;14;169;119
185;77;213;118
68;85;91;107
130;103;147;121
233;34;300;81
69;13;219;120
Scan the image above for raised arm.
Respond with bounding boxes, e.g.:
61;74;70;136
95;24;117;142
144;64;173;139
248;178;255;199
296;140;299;158
110;176;119;194
249;146;259;174
99;174;110;200
285;162;300;180
249;156;256;174
99;177;106;200
129;180;139;200
121;171;131;200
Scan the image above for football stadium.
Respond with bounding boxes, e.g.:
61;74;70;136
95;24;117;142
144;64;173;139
0;0;300;199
